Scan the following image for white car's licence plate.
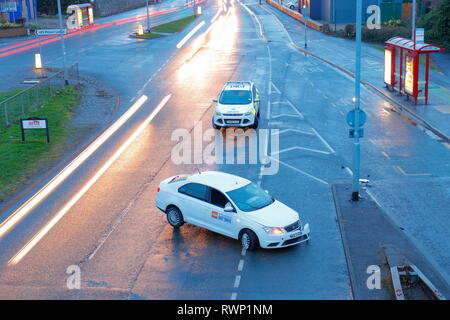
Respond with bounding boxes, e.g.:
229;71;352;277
226;120;240;124
290;232;302;239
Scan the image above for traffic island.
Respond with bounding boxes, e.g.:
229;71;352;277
129;31;166;39
129;15;197;40
332;183;450;299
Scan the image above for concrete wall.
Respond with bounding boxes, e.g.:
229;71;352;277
91;0;159;17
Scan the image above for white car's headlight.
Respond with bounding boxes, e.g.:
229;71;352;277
244;108;255;116
263;227;285;235
215;110;222;116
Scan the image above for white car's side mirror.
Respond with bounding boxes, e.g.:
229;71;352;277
224;202;235;212
212;98;218;103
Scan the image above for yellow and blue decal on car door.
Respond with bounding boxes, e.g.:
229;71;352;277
211;211;231;223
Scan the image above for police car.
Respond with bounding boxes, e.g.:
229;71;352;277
156;171;310;250
212;81;261;129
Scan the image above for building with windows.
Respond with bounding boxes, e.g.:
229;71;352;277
0;0;37;24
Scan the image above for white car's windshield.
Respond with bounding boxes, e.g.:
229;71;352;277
219;90;252;105
227;183;274;212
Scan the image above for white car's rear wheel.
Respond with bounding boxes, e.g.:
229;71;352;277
241;229;258;251
166;206;184;228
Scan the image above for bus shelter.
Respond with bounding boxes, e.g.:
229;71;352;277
384;37;444;105
66;3;94;30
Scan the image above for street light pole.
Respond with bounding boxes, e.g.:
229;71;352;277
56;0;68;85
351;0;362;201
302;5;308;49
146;0;151;32
412;0;416;48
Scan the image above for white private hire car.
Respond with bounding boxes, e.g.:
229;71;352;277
156;171;310;250
212;81;261;129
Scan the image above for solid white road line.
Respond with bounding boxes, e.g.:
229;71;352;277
0;95;149;240
210;7;222;23
176;20;206;49
8;94;172;265
311;127;336;154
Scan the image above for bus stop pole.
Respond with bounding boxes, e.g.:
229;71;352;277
56;0;68;85
412;0;416;48
351;0;362;201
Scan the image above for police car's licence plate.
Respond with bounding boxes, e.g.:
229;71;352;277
290;231;302;239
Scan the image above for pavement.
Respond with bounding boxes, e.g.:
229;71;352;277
0;0;448;300
332;183;450;300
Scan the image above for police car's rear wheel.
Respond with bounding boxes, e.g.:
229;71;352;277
166;206;184;228
241;230;258;251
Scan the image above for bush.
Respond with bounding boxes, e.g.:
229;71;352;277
383;19;408;27
14;17;26;25
0;22;23;29
362;25;410;43
37;0;84;15
418;0;450;50
345;24;355;38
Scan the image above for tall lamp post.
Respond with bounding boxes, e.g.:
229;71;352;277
301;4;308;49
56;0;68;85
351;0;363;201
146;0;151;32
412;0;416;48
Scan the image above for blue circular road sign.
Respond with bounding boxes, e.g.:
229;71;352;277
346;109;367;127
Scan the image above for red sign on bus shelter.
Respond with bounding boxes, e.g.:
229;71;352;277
384;37;444;105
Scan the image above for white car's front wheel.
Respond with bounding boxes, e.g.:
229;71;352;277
240;229;259;251
166;206;184;228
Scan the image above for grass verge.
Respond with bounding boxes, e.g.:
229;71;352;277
151;15;197;33
0;86;79;203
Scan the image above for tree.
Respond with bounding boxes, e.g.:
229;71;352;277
37;0;85;15
418;0;450;49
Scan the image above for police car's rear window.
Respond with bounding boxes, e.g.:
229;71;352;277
219;90;252;105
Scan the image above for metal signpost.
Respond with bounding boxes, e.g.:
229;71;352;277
20;118;50;143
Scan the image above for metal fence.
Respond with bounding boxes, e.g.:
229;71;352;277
0;63;79;130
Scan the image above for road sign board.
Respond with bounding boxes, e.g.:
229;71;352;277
22;119;47;129
20;118;50;143
415;28;424;44
36;29;67;36
346;109;367;127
